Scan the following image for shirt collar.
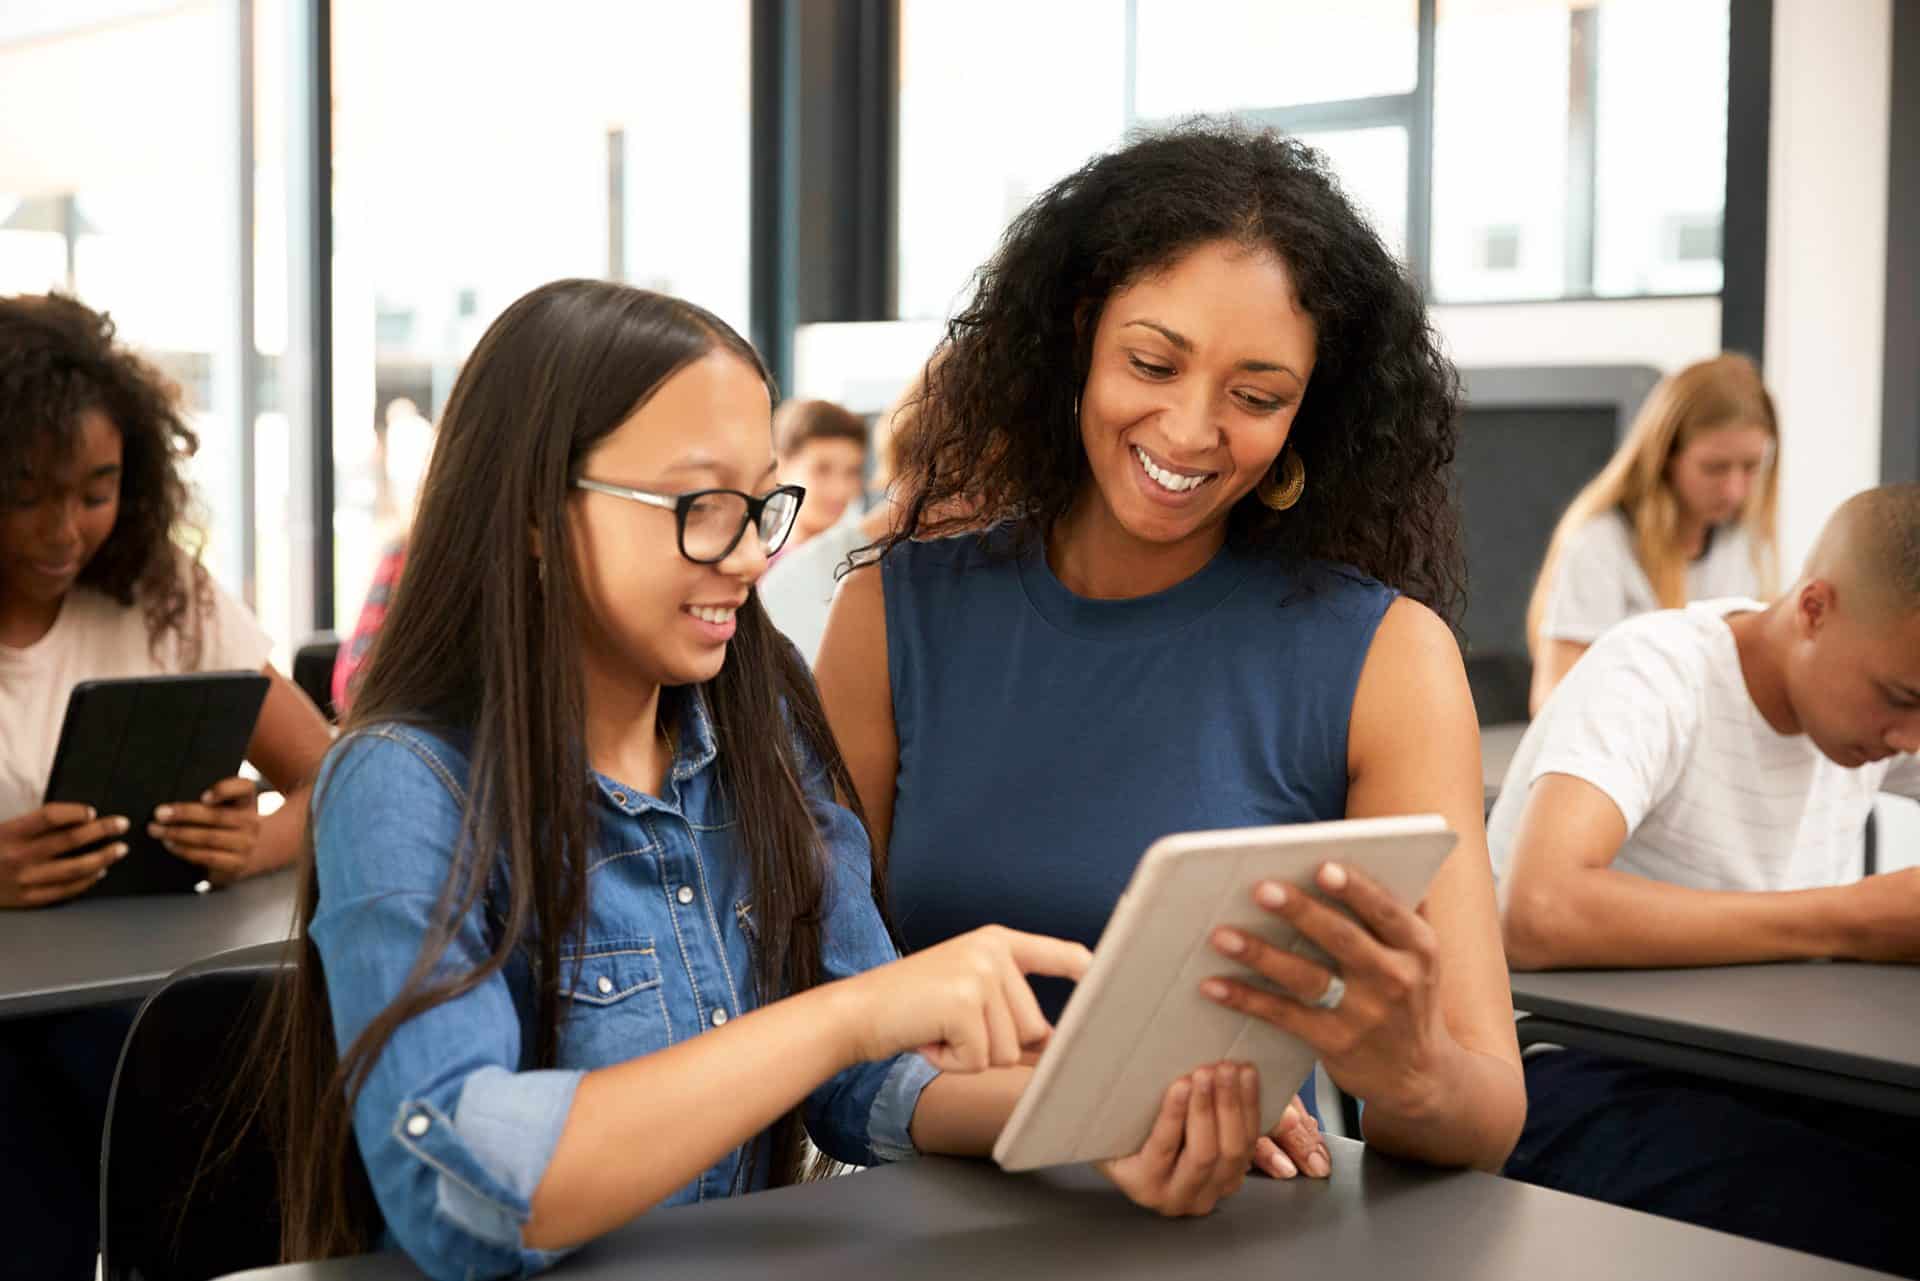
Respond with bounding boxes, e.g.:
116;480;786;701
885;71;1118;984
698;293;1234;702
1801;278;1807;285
590;684;720;814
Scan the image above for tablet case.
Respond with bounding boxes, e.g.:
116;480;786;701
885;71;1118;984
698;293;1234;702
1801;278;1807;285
993;814;1457;1171
43;672;271;898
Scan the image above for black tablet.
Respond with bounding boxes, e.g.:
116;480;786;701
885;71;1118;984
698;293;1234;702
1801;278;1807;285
43;672;271;897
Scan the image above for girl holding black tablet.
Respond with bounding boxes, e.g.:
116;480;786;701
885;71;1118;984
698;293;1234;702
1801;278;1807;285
254;281;1261;1281
0;293;332;1276
815;122;1527;1180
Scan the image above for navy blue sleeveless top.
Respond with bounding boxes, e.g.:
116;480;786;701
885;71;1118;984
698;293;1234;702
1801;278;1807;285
883;527;1396;1086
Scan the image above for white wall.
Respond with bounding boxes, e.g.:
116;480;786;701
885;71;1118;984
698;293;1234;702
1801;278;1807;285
1430;296;1721;372
1762;0;1913;870
1765;0;1893;571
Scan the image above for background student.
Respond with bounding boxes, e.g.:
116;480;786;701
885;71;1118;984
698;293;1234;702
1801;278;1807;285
816;121;1527;1181
0;292;332;1278
773;397;868;554
1526;352;1780;714
759;377;919;664
254;281;1267;1281
1492;484;1920;1275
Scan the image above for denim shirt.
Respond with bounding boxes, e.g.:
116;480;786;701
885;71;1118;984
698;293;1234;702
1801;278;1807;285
309;688;939;1281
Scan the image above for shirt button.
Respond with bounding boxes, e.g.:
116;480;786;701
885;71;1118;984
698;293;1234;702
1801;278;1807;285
610;791;627;805
597;975;614;995
711;1008;728;1027
676;886;695;905
406;1113;431;1138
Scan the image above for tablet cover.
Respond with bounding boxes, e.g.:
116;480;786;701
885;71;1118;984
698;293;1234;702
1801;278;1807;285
43;672;270;897
994;815;1456;1171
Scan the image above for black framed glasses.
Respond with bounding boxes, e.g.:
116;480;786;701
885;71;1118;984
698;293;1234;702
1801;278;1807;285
574;477;807;564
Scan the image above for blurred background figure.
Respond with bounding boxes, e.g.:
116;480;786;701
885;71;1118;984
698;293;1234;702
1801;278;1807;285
1525;353;1780;714
330;398;436;715
759;384;915;664
774;398;868;554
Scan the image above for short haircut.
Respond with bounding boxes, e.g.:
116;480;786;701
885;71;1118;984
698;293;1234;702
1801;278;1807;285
774;398;867;459
1848;484;1920;614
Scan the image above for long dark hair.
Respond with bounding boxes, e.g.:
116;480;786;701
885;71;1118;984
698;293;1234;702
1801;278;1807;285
0;292;211;655
246;280;871;1259
886;119;1466;622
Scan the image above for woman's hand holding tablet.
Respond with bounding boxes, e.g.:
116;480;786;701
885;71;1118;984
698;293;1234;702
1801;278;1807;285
992;816;1455;1174
144;775;263;887
0;803;131;907
1202;858;1456;1125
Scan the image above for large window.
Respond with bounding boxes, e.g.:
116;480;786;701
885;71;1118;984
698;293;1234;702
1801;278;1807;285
896;0;1128;323
0;1;295;654
327;0;752;632
1431;0;1729;301
897;0;1731;320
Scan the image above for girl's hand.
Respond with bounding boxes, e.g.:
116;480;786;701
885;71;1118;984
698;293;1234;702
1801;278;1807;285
149;777;263;887
1255;1093;1331;1180
1096;1061;1261;1216
1203;862;1451;1122
842;925;1092;1072
0;803;129;908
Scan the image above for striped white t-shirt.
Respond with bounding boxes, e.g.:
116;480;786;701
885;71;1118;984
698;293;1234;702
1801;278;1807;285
1488;599;1920;892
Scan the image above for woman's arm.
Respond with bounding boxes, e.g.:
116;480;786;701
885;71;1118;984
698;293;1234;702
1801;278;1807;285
813;565;899;858
1200;599;1525;1171
1339;599;1525;1168
1528;638;1588;717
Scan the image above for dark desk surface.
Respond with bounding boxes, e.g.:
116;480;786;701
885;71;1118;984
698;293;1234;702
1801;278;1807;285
0;869;297;1020
1512;963;1920;1103
216;1137;1892;1280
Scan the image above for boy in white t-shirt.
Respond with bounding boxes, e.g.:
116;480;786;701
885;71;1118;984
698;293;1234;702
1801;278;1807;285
1488;484;1920;1276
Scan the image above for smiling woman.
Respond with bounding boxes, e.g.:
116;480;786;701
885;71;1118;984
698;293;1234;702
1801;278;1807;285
815;120;1528;1186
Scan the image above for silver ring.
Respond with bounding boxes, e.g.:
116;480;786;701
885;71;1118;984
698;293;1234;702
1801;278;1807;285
1311;973;1347;1012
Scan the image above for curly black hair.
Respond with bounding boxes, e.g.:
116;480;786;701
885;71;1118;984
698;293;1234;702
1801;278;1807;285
887;118;1466;623
0;293;209;655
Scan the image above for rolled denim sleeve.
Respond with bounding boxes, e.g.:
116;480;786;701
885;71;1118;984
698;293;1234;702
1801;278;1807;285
310;730;583;1281
791;727;939;1165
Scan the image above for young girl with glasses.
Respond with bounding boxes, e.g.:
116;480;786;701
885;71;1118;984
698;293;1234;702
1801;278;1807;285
252;280;1264;1280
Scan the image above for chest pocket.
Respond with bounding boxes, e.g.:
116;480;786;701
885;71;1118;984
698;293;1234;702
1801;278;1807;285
556;937;673;1069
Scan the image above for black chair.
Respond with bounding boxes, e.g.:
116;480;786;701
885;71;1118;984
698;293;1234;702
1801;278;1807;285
101;942;292;1281
292;633;340;722
1464;651;1532;727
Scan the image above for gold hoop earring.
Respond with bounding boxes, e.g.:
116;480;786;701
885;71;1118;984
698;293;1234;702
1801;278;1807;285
1256;447;1306;511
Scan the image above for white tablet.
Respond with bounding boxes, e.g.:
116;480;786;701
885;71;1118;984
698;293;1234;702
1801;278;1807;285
993;814;1457;1172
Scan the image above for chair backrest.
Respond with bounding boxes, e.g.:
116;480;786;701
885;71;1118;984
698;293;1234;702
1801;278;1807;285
102;942;292;1281
291;634;340;723
1464;651;1532;727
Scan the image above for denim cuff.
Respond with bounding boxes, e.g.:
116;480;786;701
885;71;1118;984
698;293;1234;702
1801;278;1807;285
867;1052;941;1162
386;1064;584;1262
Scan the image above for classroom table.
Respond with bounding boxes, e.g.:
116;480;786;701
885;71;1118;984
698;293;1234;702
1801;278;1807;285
213;1136;1895;1280
0;868;298;1020
1511;962;1920;1117
1482;720;1528;810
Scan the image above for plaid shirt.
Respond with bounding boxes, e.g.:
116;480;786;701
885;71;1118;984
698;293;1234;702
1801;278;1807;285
331;538;408;716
